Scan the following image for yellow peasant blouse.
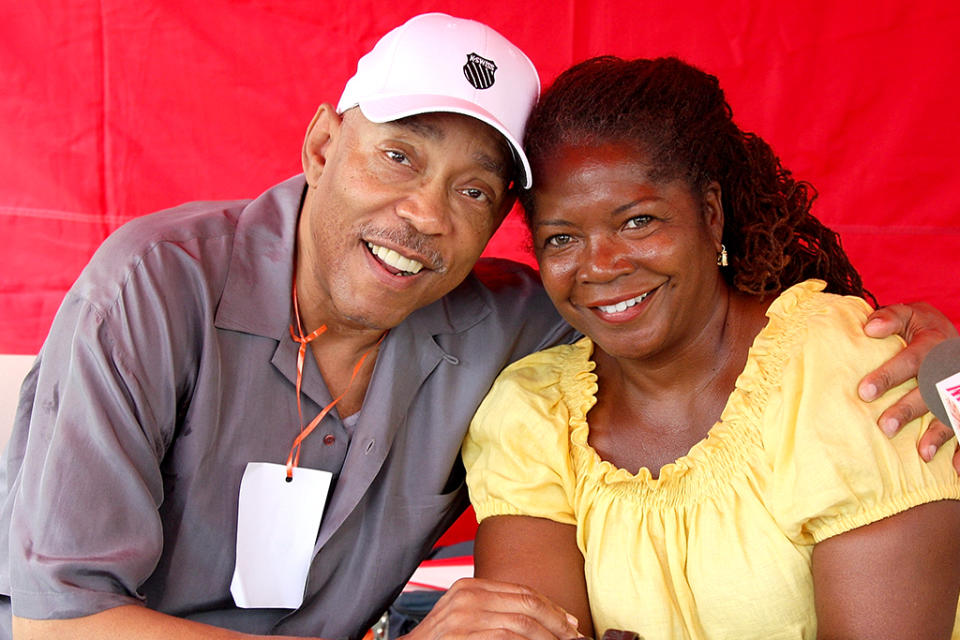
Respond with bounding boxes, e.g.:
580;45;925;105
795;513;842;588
463;280;960;639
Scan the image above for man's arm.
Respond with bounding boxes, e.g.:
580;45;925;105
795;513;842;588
13;606;311;640
14;587;580;640
812;499;960;639
859;302;960;469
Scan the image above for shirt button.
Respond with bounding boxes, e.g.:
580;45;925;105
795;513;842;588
323;434;336;445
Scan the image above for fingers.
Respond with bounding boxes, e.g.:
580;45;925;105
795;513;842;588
862;301;960;472
864;302;959;341
871;387;930;436
861;300;958;402
406;578;581;640
902;302;958;339
916;418;956;463
863;304;912;339
859;344;927;405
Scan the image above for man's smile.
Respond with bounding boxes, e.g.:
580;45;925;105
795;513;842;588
366;241;425;275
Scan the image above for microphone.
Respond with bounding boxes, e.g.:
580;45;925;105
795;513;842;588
917;337;960;436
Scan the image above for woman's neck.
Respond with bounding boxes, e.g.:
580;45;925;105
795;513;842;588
587;289;772;476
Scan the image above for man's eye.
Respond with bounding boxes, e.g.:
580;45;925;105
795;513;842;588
461;187;489;201
385;150;409;164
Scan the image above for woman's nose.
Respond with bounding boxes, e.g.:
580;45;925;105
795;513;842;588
578;236;633;283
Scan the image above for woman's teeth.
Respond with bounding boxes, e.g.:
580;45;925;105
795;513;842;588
367;242;424;274
597;291;649;314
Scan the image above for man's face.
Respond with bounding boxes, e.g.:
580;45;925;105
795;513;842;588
297;107;514;332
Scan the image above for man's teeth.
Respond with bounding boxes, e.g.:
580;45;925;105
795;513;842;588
367;243;424;274
597;291;649;314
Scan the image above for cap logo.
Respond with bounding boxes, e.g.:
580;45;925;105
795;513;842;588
463;53;497;90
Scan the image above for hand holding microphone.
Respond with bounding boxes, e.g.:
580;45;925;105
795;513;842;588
918;337;960;437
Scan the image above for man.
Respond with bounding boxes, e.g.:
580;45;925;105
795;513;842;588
0;12;954;640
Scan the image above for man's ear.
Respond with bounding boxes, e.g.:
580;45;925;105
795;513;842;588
302;104;342;187
703;181;725;250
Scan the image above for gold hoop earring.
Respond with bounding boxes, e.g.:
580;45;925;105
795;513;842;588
716;244;728;267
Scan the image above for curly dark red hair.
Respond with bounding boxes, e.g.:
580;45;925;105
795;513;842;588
520;56;872;302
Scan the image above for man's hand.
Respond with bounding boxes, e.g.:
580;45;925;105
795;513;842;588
400;578;581;640
858;302;960;471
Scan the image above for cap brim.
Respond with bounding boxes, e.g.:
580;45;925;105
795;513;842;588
353;95;532;189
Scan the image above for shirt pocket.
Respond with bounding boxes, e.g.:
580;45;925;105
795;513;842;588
372;480;470;592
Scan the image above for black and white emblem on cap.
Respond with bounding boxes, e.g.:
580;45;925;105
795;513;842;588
463;53;497;90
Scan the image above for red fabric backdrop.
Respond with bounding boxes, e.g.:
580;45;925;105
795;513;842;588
1;1;958;541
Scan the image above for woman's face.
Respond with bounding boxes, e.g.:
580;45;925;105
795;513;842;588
531;142;726;362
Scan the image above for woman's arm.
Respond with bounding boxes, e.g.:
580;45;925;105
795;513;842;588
812;499;960;639
474;514;594;639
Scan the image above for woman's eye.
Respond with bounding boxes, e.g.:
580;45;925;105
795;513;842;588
624;215;652;229
546;234;572;248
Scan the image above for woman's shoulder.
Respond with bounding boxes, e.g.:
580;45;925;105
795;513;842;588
470;337;596;450
753;281;959;545
767;280;878;339
493;336;596;393
758;279;902;370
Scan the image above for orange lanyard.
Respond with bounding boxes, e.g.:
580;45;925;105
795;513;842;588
286;283;385;479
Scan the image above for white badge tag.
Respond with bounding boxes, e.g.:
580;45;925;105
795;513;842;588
230;462;332;609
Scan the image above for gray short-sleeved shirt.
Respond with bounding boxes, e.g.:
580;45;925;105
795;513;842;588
0;176;575;638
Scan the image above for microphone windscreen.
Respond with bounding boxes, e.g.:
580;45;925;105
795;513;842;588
917;337;960;427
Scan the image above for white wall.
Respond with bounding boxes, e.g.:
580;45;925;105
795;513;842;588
0;355;35;451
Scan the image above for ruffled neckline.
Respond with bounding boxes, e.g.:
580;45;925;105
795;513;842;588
561;280;829;506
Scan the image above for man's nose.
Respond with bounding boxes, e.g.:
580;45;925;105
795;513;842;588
394;183;452;235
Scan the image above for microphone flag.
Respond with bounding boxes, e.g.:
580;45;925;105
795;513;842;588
936;372;960;436
918;337;960;437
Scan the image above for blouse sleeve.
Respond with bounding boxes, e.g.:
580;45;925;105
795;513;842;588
761;289;960;545
462;348;579;526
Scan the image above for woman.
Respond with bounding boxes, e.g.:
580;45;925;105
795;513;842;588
462;56;960;638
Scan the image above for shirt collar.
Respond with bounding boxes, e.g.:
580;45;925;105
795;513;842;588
215;175;304;339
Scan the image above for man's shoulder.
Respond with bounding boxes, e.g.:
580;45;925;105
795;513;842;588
60;200;247;322
100;198;250;260
424;257;573;352
82;177;302;296
96;176;303;265
469;257;543;294
458;257;558;319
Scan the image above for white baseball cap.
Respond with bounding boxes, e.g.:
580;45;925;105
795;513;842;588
337;13;540;188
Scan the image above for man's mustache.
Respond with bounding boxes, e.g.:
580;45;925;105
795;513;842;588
360;223;447;273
